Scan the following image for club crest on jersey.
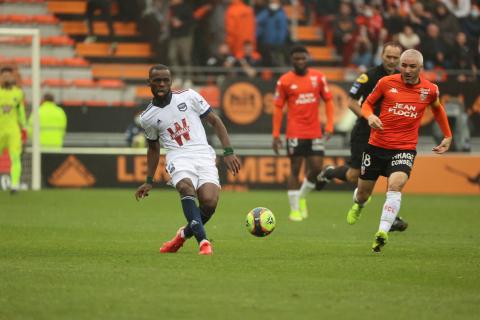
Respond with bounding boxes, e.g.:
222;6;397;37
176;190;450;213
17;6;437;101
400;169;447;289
177;103;187;112
419;88;430;101
310;76;318;88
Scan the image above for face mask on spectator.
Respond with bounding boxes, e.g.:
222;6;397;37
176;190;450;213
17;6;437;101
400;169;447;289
269;4;280;11
472;7;479;18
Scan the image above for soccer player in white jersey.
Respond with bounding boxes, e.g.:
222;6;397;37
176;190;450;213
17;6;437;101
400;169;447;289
135;64;241;255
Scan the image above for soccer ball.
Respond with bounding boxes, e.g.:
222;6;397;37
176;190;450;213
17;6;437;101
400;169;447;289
245;207;276;237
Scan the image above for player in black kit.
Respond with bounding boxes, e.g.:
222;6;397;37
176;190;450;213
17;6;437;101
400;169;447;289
317;42;408;231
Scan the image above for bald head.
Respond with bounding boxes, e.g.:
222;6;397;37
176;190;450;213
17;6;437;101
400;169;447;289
400;49;423;85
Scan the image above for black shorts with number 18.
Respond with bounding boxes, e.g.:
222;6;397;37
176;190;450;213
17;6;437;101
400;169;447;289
360;144;417;180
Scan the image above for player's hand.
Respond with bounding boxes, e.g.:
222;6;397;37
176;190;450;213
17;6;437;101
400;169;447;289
272;137;282;155
135;183;152;201
224;154;241;176
368;115;383;130
324;131;333;141
432;137;452;154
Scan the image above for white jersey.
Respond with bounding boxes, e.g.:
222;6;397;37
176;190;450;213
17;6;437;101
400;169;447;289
140;89;215;160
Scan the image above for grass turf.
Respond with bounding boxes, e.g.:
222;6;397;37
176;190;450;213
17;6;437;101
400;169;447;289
1;190;479;320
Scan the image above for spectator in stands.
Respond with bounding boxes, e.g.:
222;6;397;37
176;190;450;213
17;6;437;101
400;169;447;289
352;26;373;71
139;0;169;62
462;4;480;49
0;67;26;194
27;93;67;149
207;0;229;62
168;0;195;88
407;2;433;37
333;1;356;66
235;41;262;78
84;0;118;53
398;24;421;49
420;23;451;69
206;43;236;78
192;1;216;66
225;0;256;58
450;32;478;82
433;2;462;48
383;4;406;36
440;0;471;22
125;110;145;148
256;0;289;67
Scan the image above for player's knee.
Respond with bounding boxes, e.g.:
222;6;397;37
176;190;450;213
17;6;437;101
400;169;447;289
176;181;196;197
199;198;217;216
347;169;360;183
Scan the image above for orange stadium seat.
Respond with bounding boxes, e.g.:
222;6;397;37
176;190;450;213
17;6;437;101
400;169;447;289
62;57;89;67
62;21;138;36
32;15;58;24
135;86;151;99
8;15;33;24
42;78;70;87
76;43;152;58
72;78;96;87
41;56;63;66
91;64;149;79
47;1;86;15
296;26;321;41
306;46;337;61
98;79;124;88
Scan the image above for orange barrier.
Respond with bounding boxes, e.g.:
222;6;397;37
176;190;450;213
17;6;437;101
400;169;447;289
296;26;321;41
76;43;151;58
373;154;480;195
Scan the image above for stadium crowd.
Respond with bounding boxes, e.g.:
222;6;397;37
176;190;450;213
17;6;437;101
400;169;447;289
127;0;480;83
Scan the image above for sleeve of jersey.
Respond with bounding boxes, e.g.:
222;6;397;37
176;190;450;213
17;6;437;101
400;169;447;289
272;80;286;138
348;73;369;100
190;89;212;115
17;91;27;127
365;78;384;105
319;75;333;100
141;117;158;141
431;103;452;138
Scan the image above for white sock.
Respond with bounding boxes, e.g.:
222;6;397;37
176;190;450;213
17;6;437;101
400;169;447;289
298;178;316;199
352;188;368;207
287;190;300;211
379;191;402;233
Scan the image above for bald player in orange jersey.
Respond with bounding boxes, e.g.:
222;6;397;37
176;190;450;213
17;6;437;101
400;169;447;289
348;49;452;252
272;45;335;222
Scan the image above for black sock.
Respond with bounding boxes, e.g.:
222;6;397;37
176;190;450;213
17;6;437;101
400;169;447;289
326;165;349;182
180;196;207;243
183;207;212;239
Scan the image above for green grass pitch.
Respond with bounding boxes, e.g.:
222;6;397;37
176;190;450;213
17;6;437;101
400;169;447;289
1;190;479;320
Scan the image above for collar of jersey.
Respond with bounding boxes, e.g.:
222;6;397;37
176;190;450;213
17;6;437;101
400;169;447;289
152;91;172;108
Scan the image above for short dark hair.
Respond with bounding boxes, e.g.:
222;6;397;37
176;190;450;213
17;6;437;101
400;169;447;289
289;45;309;56
0;66;14;74
382;41;403;54
149;64;170;77
43;93;55;102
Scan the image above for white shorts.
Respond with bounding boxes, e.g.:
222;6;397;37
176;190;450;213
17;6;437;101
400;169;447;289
166;154;220;190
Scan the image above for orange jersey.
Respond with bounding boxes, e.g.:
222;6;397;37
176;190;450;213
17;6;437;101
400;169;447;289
365;74;439;150
274;69;332;139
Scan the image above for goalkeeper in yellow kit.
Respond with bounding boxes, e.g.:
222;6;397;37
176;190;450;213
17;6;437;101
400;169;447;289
0;67;26;193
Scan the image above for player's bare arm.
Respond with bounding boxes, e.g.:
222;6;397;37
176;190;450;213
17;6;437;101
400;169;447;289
272;103;284;155
430;98;452;154
135;139;160;201
204;111;241;175
324;98;335;140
